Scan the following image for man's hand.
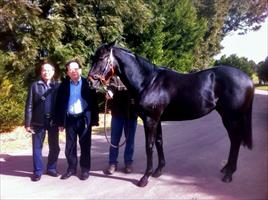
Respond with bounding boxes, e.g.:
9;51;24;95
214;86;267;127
25;126;35;136
105;90;113;100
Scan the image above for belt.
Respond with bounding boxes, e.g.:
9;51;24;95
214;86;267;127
45;113;51;119
67;112;84;118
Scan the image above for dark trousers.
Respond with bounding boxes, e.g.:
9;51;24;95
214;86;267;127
65;113;92;173
32;120;60;176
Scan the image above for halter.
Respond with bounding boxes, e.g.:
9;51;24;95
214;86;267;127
94;49;115;86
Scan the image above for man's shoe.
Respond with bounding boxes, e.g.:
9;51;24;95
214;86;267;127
46;170;60;177
124;164;133;174
104;164;117;175
31;174;41;182
80;171;90;180
60;171;76;180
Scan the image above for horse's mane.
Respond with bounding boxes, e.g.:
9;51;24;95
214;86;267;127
114;45;158;74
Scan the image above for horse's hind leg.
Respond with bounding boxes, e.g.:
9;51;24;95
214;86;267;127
221;115;243;182
152;122;165;178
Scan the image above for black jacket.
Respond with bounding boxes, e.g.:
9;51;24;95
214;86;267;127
24;80;59;127
108;76;137;119
55;77;99;127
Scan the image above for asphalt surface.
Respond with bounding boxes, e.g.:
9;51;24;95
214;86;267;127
1;90;267;200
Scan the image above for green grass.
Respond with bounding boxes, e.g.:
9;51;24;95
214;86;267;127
255;84;268;91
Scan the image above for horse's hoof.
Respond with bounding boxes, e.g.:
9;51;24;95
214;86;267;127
152;170;162;178
221;166;228;174
137;178;148;187
222;174;232;183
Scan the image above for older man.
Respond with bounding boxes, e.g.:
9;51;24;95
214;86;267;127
56;60;99;180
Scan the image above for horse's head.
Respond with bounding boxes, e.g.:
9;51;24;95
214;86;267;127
88;42;117;89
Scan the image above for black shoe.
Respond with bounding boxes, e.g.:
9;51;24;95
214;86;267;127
47;170;60;177
31;174;41;182
80;171;90;180
60;171;76;180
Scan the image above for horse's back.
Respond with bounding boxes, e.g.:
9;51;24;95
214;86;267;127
157;66;254;121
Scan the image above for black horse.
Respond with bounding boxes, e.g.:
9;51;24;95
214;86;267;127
88;42;254;187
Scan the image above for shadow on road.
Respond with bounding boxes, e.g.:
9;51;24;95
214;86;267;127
0;154;32;178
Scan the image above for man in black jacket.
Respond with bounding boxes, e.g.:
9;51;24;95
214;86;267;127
25;62;60;181
56;60;99;181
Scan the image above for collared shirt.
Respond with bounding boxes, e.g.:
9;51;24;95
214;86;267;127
67;78;88;114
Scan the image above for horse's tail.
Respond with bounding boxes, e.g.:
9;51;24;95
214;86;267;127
241;90;254;149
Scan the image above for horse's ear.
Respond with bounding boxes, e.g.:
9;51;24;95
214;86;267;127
107;41;116;49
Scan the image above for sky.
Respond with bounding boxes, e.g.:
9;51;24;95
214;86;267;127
215;18;268;63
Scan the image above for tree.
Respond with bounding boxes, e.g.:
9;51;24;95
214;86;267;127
257;57;268;83
0;0;153;131
214;54;256;77
0;0;267;131
193;0;229;69
134;0;207;72
0;0;66;83
192;0;268;69
223;0;268;34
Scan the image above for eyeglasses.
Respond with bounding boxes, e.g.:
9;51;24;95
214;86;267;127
68;67;81;72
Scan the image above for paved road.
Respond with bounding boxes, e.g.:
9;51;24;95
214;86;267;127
1;91;267;200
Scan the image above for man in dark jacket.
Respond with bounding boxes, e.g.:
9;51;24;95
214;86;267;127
25;62;60;181
56;60;99;181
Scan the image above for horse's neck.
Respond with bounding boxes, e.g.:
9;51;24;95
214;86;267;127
115;50;156;94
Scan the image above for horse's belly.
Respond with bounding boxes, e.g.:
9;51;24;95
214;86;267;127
160;102;214;121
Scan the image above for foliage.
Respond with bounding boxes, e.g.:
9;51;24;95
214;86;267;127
133;0;207;72
214;54;256;77
256;57;268;83
192;0;268;68
0;0;267;131
193;0;229;68
255;85;268;91
223;0;268;34
0;75;26;132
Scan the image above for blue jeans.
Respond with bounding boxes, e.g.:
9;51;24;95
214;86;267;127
32;121;60;176
109;116;137;166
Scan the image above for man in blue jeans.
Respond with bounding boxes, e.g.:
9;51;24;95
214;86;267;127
105;76;138;174
24;62;60;181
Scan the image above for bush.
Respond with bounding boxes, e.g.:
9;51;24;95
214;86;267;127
0;76;26;133
256;57;268;84
0;98;25;132
214;54;255;78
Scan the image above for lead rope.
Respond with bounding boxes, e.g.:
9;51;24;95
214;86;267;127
104;98;127;148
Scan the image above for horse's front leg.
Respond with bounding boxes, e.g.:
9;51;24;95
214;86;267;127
152;122;165;178
137;118;158;187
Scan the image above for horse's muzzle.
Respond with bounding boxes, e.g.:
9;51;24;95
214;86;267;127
87;74;106;89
